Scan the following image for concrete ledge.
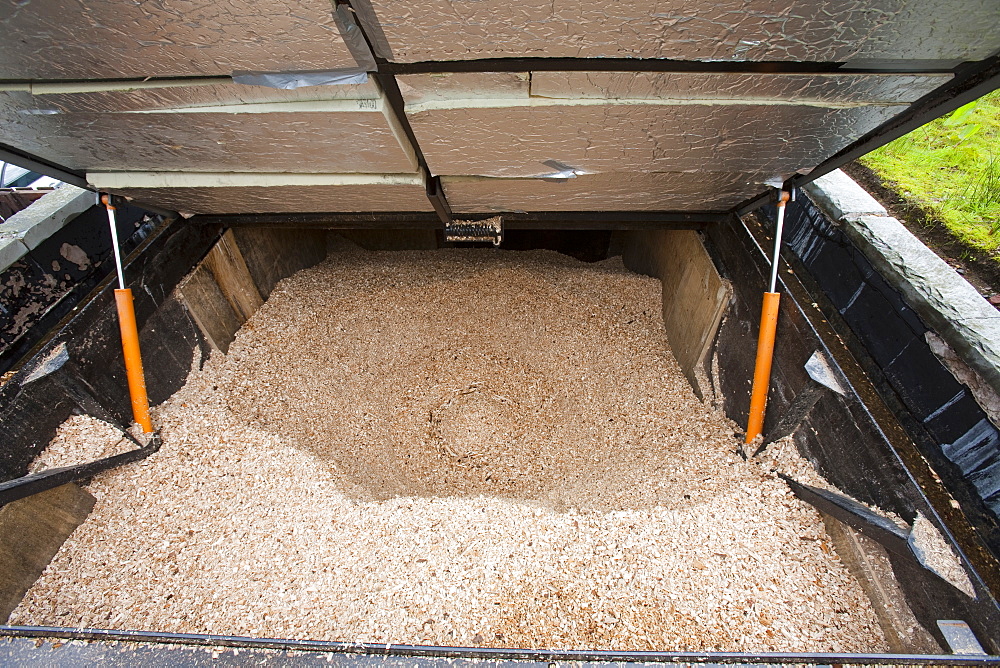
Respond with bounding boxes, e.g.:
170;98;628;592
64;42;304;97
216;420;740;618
804;169;887;220
805;169;1000;398
0;186;92;271
0;237;28;270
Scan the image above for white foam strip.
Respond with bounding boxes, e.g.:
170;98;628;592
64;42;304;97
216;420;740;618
87;171;425;189
406;96;907;113
119;98;383;114
0;78;232;94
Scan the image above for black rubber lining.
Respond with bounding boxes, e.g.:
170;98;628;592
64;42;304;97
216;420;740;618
777;196;1000;553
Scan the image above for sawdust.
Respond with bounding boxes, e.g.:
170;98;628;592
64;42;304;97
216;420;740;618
28;414;132;473
12;247;888;652
222;249;749;511
910;513;976;598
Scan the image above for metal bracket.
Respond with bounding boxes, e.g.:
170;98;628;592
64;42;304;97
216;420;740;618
938;620;988;655
445;216;504;246
426;175;453;225
780;473;978;599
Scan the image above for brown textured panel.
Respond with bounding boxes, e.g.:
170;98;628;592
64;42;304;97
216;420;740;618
0;93;411;174
0;0;357;79
370;0;999;63
111;185;433;215
441;173;756;212
410;102;902;178
397;73;530;104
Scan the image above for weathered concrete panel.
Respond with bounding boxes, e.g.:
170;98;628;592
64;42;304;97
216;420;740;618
0;186;92;258
0;238;28;273
804;169;888;220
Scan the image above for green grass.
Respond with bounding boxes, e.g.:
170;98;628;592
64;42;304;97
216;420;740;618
859;89;1000;261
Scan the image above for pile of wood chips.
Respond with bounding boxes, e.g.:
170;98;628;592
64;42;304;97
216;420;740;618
26;414;131;474
12;247;888;652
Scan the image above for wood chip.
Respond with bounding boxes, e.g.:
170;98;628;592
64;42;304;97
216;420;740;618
28;415;131;473
12;247;888;652
910;513;976;597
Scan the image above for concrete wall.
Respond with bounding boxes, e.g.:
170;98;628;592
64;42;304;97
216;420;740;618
0;186;92;269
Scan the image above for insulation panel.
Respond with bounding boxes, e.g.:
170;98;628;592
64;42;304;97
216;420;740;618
0;0;358;79
369;0;1000;64
398;73;530;104
95;180;433;216
0;90;415;175
441;173;754;212
401;71;949;180
407;101;905;178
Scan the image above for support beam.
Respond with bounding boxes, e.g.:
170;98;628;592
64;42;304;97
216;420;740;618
341;0;455;223
371;70;452;223
0;145;89;190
